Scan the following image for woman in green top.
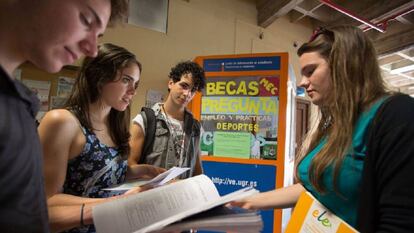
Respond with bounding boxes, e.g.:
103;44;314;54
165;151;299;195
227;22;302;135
231;25;414;230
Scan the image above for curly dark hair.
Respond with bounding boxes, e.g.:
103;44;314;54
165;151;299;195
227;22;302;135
168;61;206;92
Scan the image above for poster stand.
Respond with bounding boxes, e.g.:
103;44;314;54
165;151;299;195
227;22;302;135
190;53;290;233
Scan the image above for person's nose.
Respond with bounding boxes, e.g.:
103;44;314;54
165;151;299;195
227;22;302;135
79;32;99;57
127;83;137;96
299;77;309;88
182;88;192;97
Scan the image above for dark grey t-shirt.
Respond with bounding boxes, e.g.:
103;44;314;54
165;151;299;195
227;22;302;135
0;66;49;233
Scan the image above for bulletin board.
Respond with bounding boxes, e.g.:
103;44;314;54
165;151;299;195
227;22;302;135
18;63;78;120
190;53;289;233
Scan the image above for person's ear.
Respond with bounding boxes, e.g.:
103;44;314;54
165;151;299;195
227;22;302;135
97;81;104;96
168;79;174;89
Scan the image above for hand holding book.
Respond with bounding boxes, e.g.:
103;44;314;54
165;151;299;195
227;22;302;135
93;175;262;233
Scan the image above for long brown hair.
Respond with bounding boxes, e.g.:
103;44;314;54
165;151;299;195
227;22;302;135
296;25;388;192
65;43;142;157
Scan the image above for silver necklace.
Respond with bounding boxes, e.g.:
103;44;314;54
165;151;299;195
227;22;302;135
161;104;185;164
322;115;332;131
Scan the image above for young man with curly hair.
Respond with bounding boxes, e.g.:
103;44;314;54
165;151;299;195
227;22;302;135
129;61;206;179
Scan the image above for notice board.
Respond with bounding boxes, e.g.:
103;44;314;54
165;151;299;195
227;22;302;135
190;53;289;233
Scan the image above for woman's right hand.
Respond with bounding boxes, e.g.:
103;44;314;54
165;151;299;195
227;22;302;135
230;184;305;210
228;194;261;210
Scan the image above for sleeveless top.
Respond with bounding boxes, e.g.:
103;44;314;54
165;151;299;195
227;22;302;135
298;97;387;227
62;123;128;233
132;103;202;178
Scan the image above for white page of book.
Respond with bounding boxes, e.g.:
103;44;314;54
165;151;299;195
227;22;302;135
144;167;190;186
101;179;148;191
141;186;257;233
103;167;190;191
93;175;219;233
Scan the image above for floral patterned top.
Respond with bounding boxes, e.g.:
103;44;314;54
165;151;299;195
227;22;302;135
62;124;127;233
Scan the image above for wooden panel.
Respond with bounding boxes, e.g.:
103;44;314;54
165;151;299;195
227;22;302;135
372;24;414;55
295;98;310;153
257;0;304;28
324;0;413;26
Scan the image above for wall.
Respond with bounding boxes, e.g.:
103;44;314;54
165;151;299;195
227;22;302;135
100;0;313;117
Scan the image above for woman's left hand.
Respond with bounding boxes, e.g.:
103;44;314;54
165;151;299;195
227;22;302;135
123;185;151;196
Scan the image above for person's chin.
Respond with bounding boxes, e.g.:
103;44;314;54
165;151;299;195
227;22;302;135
114;105;128;112
47;65;64;73
177;98;187;106
41;61;65;74
310;97;322;106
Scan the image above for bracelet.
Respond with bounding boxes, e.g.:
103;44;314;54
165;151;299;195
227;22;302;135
80;203;85;227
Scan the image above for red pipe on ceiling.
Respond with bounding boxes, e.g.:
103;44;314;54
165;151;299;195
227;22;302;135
361;5;414;32
319;0;385;32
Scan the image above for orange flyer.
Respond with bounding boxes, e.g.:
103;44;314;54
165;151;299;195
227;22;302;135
285;191;358;233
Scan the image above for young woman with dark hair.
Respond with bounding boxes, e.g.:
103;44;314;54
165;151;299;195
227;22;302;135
39;43;148;233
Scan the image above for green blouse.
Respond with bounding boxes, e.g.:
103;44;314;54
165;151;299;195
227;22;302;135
298;98;387;227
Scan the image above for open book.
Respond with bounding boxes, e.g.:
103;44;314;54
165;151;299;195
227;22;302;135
93;174;262;233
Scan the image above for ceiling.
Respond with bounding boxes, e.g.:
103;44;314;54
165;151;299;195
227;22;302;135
256;0;414;97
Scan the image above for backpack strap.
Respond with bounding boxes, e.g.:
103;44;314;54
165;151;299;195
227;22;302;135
140;107;156;164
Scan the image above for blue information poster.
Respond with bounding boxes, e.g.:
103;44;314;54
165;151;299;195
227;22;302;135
203;161;276;233
192;53;289;233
